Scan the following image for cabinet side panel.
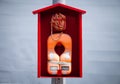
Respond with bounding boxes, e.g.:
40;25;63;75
38;14;41;78
79;14;82;77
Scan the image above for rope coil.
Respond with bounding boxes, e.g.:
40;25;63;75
50;13;66;41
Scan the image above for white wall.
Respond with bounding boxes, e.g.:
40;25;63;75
0;0;120;84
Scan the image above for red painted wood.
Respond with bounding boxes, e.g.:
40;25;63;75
38;14;41;78
33;3;86;15
79;14;82;77
33;3;86;78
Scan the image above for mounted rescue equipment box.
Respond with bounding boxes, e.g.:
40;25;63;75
32;3;86;78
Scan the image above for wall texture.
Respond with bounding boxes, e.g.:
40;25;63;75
0;0;120;84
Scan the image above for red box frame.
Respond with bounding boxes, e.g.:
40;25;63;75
33;3;86;78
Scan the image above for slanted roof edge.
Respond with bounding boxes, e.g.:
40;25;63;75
32;3;86;14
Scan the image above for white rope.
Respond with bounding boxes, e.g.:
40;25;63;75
50;24;63;41
49;60;71;65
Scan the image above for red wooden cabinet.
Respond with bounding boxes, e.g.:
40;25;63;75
33;3;86;78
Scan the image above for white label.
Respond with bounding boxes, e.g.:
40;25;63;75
50;66;58;71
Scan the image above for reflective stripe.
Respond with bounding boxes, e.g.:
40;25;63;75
49;52;54;59
64;52;71;60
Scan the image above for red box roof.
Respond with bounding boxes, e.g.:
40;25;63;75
33;3;86;14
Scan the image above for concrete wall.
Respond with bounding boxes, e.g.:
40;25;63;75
0;0;120;84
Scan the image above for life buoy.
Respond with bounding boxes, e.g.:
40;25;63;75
47;33;72;75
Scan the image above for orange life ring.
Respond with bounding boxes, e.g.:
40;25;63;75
47;33;72;75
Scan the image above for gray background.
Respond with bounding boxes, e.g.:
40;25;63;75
0;0;120;84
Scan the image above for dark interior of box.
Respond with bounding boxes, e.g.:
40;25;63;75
40;7;82;77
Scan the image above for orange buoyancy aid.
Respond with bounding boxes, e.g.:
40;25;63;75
47;33;72;75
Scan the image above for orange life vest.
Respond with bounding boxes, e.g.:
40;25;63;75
47;33;72;75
